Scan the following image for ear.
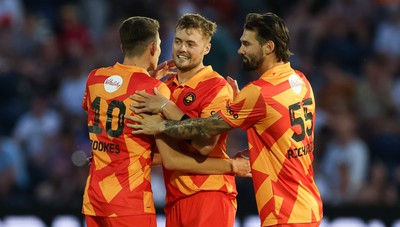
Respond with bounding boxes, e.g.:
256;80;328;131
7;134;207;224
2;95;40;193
120;44;124;53
149;42;156;56
263;40;275;55
203;43;211;55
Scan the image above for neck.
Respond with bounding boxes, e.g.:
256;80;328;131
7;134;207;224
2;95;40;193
123;57;149;70
256;57;285;75
177;63;205;84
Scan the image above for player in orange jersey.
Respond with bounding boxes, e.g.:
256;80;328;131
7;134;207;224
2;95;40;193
126;14;241;227
82;16;250;227
127;12;323;227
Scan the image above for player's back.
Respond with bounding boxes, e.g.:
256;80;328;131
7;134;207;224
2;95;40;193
82;63;167;217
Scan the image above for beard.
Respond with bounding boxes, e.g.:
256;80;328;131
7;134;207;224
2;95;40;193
241;52;264;71
173;55;197;72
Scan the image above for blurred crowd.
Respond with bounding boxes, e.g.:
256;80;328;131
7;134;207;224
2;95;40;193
0;0;400;214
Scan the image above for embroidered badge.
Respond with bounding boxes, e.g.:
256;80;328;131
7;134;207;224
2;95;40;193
183;92;196;106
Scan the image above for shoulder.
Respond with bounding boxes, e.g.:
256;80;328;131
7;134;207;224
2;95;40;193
163;74;176;85
135;72;162;84
202;71;227;86
239;83;262;97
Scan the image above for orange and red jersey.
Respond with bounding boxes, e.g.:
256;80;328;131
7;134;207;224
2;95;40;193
163;66;237;211
219;63;323;226
82;62;170;217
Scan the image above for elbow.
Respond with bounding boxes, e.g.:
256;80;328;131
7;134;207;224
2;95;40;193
162;157;178;170
196;145;213;156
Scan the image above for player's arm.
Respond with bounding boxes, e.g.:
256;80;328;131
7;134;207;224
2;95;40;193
130;88;184;120
190;82;232;155
126;112;233;140
129;88;219;155
189;136;218;156
155;133;250;177
150;147;162;166
148;60;176;80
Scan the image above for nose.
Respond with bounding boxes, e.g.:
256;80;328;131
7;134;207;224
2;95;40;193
237;45;243;55
178;43;187;52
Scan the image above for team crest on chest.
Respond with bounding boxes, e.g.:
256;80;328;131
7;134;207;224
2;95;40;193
183;92;196;106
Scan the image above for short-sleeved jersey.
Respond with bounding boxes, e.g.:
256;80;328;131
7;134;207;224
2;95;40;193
219;63;323;226
82;62;171;217
163;66;237;211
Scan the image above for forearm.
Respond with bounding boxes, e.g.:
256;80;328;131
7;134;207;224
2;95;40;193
190;135;219;156
161;101;185;121
156;134;233;174
161;114;231;140
168;154;234;175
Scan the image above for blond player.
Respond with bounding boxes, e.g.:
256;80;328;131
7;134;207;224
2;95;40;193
127;12;323;227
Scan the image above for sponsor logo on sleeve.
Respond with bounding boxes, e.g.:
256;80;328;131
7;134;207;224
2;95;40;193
104;75;123;93
226;105;238;119
288;74;302;94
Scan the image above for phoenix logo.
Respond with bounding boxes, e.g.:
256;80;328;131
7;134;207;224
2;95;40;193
183;92;196;106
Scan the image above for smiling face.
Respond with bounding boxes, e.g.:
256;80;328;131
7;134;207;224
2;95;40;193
172;28;210;72
237;29;265;72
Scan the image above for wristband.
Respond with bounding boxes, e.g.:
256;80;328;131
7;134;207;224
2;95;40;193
180;114;190;121
160;100;169;112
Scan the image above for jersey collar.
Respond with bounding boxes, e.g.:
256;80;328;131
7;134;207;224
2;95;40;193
259;62;292;79
172;66;213;89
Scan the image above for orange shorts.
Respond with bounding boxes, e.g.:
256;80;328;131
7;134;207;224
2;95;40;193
268;221;321;227
166;191;236;227
85;214;156;227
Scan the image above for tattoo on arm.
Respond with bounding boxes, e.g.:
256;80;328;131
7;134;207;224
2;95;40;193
163;114;232;140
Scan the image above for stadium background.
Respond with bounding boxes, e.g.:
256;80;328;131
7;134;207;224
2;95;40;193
0;0;399;226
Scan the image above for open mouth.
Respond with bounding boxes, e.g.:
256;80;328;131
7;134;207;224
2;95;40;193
177;55;189;60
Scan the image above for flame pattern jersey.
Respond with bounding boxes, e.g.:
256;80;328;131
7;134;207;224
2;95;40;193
81;62;170;217
219;63;323;226
163;66;237;212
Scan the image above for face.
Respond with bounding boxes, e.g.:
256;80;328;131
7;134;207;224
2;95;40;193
172;28;210;72
237;29;264;71
149;32;162;71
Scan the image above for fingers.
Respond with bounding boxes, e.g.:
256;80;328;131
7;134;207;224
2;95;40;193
156;61;167;71
153;87;160;95
130;105;146;114
124;114;142;123
130;95;144;103
126;123;142;129
135;90;151;97
166;59;175;66
227;76;239;90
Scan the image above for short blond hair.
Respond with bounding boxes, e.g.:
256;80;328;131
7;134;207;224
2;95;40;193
175;13;217;42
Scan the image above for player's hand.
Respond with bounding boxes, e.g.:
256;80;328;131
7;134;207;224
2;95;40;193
227;76;240;99
130;88;169;114
87;156;92;166
125;113;164;135
233;149;249;159
149;60;176;80
231;156;251;177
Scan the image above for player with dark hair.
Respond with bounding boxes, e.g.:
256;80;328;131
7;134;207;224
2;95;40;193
82;16;250;227
128;13;240;227
127;12;323;227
